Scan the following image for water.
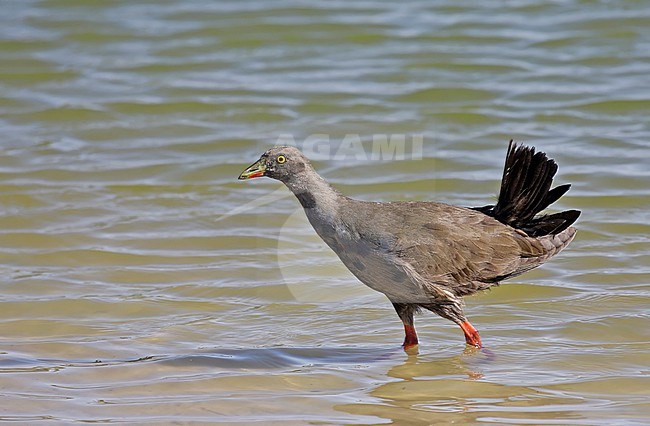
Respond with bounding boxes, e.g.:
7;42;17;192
1;0;649;424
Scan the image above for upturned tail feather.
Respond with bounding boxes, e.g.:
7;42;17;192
474;140;580;237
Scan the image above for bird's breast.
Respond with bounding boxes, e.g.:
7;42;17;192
305;216;430;302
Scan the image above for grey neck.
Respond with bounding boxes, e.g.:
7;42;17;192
283;169;342;222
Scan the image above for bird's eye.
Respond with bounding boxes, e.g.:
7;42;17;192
277;155;286;164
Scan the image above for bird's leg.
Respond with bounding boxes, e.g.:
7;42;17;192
421;302;483;348
402;323;419;349
459;320;482;348
392;303;418;350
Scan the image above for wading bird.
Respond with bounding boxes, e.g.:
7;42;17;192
239;142;579;349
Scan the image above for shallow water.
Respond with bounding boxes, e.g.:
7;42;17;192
1;0;649;424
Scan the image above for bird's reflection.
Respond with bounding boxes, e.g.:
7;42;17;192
331;345;492;424
389;345;487;381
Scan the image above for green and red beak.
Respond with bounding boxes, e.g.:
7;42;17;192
238;157;266;180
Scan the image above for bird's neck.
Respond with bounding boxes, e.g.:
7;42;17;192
284;170;342;222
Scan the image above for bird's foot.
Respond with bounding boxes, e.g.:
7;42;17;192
402;342;419;352
460;320;482;348
402;323;419;351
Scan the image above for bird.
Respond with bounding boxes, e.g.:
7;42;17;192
238;141;580;349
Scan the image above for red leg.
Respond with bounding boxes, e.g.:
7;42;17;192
460;320;482;348
402;323;419;350
392;303;419;350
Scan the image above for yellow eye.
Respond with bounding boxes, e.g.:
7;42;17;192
276;155;286;164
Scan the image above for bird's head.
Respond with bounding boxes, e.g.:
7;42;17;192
238;146;310;183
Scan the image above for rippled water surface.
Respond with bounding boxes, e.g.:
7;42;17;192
1;0;649;424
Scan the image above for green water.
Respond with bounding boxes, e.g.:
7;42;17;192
1;1;649;424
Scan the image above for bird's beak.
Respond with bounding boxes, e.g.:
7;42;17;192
238;158;266;180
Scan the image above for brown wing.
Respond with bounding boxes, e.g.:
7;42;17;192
387;204;550;296
343;200;571;298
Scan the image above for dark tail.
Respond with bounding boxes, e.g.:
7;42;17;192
473;140;580;237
